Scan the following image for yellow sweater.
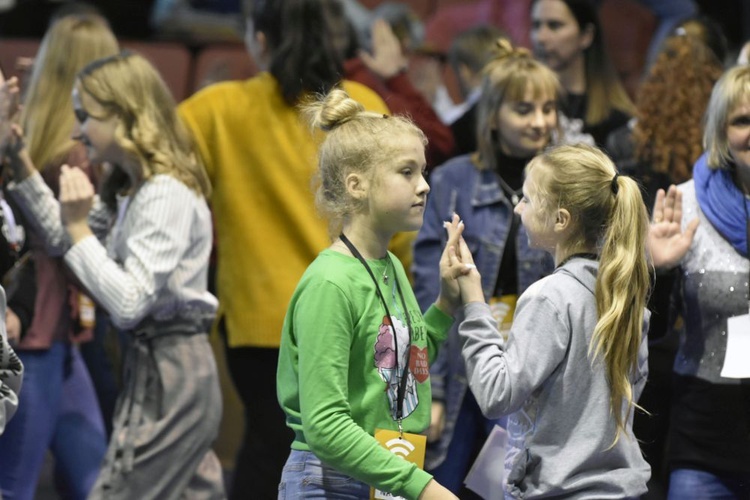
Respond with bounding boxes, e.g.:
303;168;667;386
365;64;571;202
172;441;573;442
179;73;414;348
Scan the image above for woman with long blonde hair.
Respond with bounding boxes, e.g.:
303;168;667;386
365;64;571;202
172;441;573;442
452;143;651;498
7;51;223;499
22;15;116;171
0;14;118;500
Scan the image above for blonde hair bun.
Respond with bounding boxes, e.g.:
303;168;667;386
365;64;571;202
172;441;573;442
488;38;531;64
308;89;366;131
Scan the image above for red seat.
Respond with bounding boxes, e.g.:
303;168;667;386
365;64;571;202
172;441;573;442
600;0;656;101
419;0;530;105
424;0;532;54
121;40;193;102
0;38;40;84
358;0;436;19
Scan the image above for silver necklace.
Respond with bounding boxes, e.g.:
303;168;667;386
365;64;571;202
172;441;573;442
336;239;391;283
496;174;522;206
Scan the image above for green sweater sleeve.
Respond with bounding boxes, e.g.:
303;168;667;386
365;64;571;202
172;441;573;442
293;280;433;499
423;304;453;363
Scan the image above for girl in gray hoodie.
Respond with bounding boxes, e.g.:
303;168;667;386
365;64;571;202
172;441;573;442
450;143;653;499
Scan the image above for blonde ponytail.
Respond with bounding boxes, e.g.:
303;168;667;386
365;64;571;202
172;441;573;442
592;174;650;444
529;144;650;445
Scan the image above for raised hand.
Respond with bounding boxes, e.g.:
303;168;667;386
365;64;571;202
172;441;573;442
4;124;35;182
59;165;95;243
435;214;465;315
359;18;409;79
0;70;20;151
451;234;484;304
648;185;699;269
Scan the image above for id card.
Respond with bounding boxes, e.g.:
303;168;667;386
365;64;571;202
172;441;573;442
464;425;507;500
720;313;750;378
370;429;426;500
489;294;518;340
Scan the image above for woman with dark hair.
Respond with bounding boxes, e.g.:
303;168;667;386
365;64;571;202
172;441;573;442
178;0;401;497
530;0;634;146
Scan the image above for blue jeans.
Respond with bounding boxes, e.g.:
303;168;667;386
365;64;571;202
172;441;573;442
278;450;371;499
78;307;123;438
668;468;750;500
0;342;107;500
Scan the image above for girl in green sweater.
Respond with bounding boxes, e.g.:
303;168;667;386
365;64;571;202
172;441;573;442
276;88;470;500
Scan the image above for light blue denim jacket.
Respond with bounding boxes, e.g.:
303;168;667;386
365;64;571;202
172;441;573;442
413;154;552;469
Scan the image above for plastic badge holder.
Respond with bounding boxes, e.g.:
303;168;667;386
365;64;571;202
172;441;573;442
464;424;507;500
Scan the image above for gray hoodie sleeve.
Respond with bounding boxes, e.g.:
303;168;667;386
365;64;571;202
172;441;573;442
0;287;23;434
459;292;569;419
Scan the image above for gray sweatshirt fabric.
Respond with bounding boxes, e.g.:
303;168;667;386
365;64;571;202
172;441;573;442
460;258;650;499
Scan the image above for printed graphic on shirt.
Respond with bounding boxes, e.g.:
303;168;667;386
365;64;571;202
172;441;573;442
505;393;539;486
374;315;418;420
409;345;429;383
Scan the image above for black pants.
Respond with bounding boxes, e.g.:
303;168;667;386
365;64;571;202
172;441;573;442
223;325;294;500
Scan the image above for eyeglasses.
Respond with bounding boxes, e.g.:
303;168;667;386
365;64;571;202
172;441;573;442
74;108;89;124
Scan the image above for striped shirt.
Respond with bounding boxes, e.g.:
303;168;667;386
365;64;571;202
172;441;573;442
9;172;217;330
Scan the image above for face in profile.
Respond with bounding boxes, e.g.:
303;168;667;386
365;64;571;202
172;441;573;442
495;85;557;158
367;133;429;235
530;0;591;73
72;86;121;164
726;98;750;171
514;164;556;252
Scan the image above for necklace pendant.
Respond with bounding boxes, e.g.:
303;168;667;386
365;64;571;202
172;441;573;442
383;274;389;284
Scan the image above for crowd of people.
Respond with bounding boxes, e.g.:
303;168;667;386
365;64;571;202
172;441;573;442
0;0;748;499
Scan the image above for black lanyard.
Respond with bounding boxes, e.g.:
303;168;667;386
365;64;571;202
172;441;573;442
339;234;413;427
